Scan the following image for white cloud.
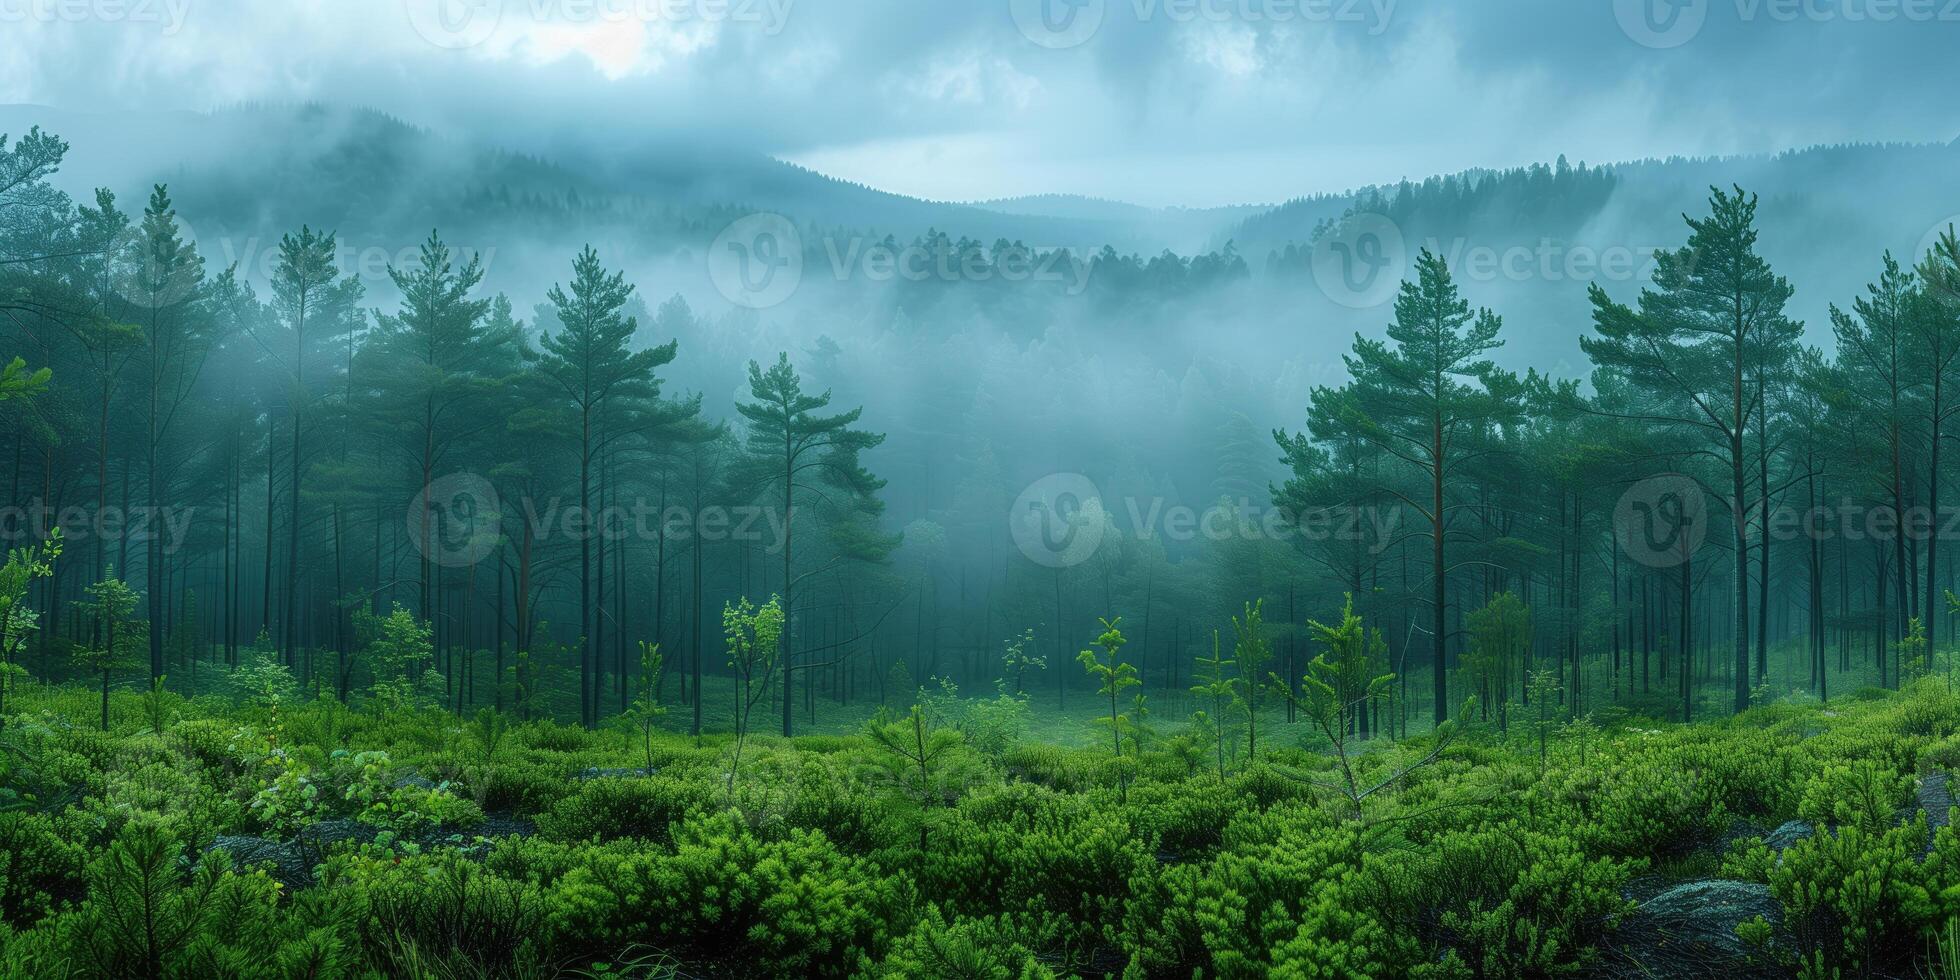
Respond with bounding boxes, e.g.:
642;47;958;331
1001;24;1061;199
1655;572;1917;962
0;0;1952;205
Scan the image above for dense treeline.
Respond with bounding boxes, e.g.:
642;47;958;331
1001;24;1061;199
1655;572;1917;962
3;121;1960;750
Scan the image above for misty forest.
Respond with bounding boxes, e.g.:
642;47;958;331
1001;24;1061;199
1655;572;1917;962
7;5;1960;979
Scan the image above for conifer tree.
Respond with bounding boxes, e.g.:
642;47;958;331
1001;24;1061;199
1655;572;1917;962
1584;187;1801;712
734;353;892;737
535;246;677;728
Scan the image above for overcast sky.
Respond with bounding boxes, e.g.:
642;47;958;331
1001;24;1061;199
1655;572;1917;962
3;0;1955;207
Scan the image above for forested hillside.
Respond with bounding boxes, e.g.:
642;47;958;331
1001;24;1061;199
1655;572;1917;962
6;104;1960;977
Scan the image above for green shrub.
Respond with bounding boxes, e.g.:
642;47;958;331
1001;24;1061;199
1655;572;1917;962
354;853;553;977
1797;759;1914;834
0;812;87;924
1769;817;1935;974
879;905;1058;979
549;812;907;977
537;773;717;844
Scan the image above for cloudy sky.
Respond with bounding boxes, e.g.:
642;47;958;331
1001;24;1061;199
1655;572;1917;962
3;0;1955;207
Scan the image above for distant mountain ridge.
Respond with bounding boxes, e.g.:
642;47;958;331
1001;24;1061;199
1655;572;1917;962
5;102;1956;353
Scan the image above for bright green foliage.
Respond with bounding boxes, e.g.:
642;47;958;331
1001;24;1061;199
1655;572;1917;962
863;703;968;846
0;811;86;924
78;569;142;731
229;650;297;710
9;632;1960;977
1002;627;1044;696
0;529;60;714
550;812;906;977
881;904;1056;978
0;356;50;402
723;595;784;793
920;678;1032;756
1190;629;1241;778
1526;668;1563;772
58;820;346;978
1076;617;1137;759
1769;817;1936;975
621;641;665;776
1464;591;1531;730
1902;618;1930;682
360;604;436;710
1797;759;1914;835
1276;595;1432;821
538;774;717;845
1231;601;1274;761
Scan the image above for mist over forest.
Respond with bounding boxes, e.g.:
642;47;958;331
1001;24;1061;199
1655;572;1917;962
6;4;1960;978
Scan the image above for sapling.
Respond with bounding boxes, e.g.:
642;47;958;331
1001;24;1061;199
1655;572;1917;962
863;703;964;852
1526;669;1562;774
1001;628;1043;696
79;570;142;731
723;596;783;796
1232;600;1273;760
1277;595;1468;822
624;641;666;776
0;529;61;719
1190;629;1239;778
1077;617;1136;759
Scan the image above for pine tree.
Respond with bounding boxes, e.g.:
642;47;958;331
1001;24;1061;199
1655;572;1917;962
126;186;209;684
1585;187;1801;712
535;246;677;728
1315;248;1522;725
733;353;892;737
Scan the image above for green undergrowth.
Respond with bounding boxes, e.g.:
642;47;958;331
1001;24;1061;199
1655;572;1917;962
3;679;1960;978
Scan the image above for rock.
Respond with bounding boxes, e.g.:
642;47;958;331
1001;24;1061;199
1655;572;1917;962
206;836;314;889
478;814;536;839
1716;819;1769;855
1603;880;1785;979
390;774;438;792
208;811;540;887
298;818;382;848
1762;820;1814;852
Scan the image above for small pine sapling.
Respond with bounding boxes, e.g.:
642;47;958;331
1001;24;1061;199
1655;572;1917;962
1190;629;1240;778
79;569;142;731
1001;627;1043;696
723;595;784;795
1077;617;1137;759
1278;595;1467;822
863;703;965;852
1526;668;1563;774
624;641;666;776
1232;600;1273;761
